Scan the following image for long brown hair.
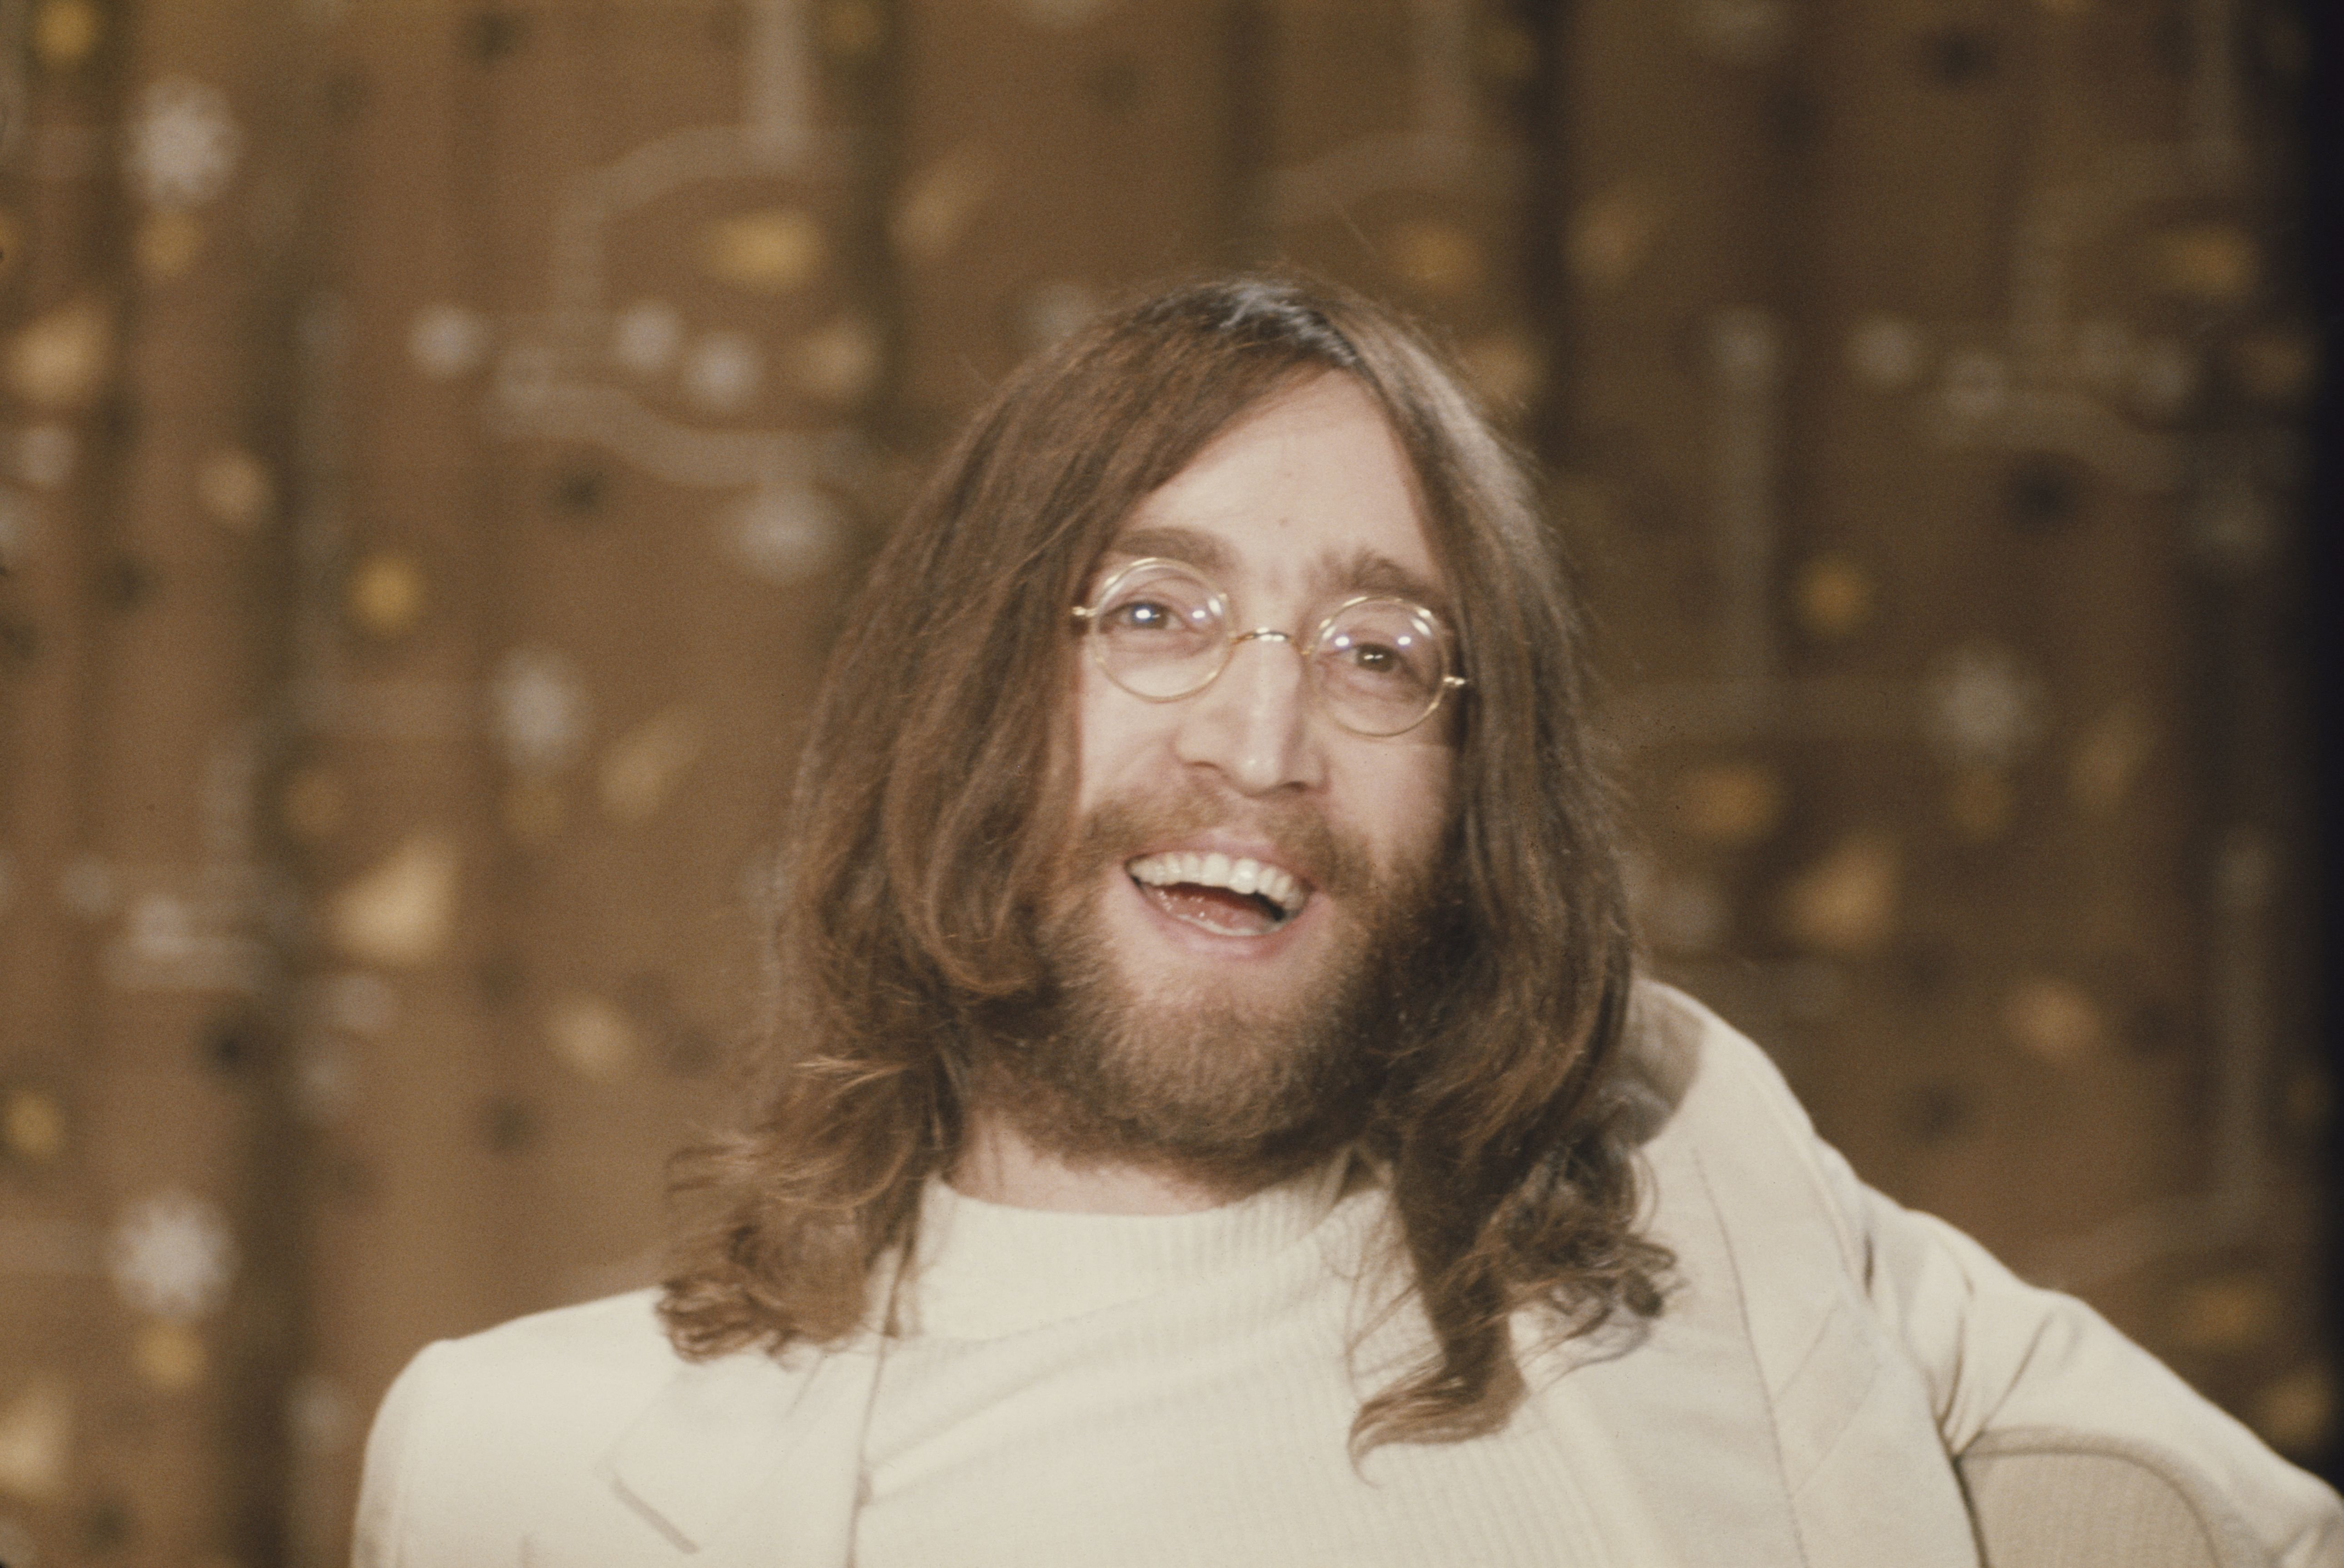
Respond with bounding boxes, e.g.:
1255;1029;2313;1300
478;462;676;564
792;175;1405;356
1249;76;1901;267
660;276;1667;1448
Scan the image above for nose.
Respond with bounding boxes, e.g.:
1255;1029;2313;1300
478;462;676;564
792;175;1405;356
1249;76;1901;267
1170;632;1323;796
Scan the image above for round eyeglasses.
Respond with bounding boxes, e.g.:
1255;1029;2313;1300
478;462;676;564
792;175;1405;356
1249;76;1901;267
1070;557;1467;739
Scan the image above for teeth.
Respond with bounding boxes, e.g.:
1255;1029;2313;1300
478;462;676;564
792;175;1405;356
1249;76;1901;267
1127;851;1308;915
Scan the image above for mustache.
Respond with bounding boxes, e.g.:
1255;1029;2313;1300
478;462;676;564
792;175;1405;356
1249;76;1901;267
1055;781;1376;903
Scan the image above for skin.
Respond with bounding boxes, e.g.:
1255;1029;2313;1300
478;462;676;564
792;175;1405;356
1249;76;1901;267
953;372;1459;1215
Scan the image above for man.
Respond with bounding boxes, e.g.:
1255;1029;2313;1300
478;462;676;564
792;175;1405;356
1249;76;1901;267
354;278;2342;1565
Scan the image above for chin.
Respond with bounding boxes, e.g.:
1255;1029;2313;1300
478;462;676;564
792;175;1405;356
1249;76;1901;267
992;869;1387;1168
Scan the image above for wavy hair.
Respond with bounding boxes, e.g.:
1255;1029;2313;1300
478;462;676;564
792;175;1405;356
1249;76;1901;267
659;276;1668;1448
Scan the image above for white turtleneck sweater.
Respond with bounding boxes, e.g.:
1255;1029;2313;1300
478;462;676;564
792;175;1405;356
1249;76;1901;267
849;1159;1676;1568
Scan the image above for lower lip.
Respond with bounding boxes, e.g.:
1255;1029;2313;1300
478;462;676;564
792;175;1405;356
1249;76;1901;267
1116;871;1318;962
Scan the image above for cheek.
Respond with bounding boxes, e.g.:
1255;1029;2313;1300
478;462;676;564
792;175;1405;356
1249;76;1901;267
1403;750;1459;859
1339;742;1456;874
1072;666;1157;815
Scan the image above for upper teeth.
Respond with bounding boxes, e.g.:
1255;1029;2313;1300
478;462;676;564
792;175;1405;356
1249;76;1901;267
1127;851;1308;915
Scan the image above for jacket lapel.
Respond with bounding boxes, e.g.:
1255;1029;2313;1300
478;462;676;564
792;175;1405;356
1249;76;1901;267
1551;985;1812;1563
598;1336;884;1566
1555;1140;1813;1564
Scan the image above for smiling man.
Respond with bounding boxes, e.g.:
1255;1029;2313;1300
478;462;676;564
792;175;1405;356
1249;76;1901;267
967;369;1464;1214
354;280;2341;1567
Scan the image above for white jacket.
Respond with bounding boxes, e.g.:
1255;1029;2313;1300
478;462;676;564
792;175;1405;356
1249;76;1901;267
353;985;2344;1565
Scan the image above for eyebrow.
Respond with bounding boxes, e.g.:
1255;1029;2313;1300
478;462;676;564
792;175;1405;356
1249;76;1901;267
1110;526;1237;580
1104;525;1456;626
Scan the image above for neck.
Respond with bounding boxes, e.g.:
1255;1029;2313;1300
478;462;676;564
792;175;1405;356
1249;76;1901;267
949;1112;1255;1214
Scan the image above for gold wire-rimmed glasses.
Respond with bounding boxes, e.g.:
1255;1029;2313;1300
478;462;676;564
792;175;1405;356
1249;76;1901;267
1070;557;1467;739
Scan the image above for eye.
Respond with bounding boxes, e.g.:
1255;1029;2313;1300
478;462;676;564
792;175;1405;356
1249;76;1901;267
1105;597;1182;633
1314;602;1447;713
1323;630;1432;686
1089;562;1223;645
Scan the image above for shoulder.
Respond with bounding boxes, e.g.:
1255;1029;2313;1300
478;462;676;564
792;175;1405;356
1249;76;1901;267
360;1289;881;1566
1613;978;1836;1166
356;1290;695;1565
419;1286;684;1387
380;1286;682;1419
381;1288;691;1462
1610;978;1873;1285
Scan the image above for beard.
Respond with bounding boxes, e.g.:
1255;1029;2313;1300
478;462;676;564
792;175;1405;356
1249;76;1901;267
962;783;1455;1193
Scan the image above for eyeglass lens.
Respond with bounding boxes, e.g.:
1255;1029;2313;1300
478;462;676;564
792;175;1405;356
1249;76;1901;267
1087;562;1451;737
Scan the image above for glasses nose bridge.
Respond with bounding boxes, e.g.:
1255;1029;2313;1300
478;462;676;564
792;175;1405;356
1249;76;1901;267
1221;622;1317;689
1193;620;1314;736
1229;624;1300;656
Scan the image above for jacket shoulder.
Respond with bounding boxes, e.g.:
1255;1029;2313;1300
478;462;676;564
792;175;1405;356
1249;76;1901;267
1615;979;1839;1179
355;1290;697;1567
434;1287;683;1382
398;1287;692;1469
1622;980;1875;1312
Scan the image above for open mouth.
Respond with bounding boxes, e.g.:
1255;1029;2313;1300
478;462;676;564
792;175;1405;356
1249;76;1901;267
1126;851;1310;937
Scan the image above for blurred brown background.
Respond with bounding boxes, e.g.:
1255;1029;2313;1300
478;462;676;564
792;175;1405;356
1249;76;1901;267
0;0;2328;1563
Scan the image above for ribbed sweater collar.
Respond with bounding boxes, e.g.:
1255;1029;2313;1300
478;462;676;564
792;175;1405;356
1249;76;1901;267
900;1156;1354;1341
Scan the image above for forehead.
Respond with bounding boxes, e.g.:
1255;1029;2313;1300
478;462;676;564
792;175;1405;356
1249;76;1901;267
1105;373;1447;617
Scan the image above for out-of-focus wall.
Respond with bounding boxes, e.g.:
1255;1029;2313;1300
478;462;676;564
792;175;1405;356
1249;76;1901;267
0;0;2323;1562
